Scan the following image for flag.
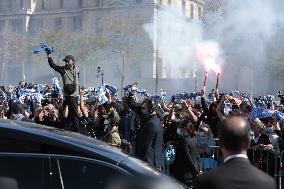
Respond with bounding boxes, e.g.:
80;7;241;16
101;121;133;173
275;110;284;122
105;84;118;96
249;108;284;122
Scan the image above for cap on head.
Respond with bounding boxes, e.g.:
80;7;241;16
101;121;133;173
63;55;75;62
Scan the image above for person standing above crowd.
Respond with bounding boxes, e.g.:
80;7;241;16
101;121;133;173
47;54;80;131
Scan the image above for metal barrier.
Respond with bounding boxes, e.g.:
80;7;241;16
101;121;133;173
200;146;221;171
278;150;284;189
200;146;283;188
162;143;284;188
248;148;278;176
199;146;280;174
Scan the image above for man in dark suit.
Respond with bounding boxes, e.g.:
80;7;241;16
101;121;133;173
193;115;276;189
136;98;164;170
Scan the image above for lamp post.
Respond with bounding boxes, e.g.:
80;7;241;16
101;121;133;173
154;2;159;93
250;67;253;97
97;66;104;85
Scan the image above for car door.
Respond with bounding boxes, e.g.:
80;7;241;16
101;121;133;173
0;135;132;189
49;155;131;189
0;154;46;189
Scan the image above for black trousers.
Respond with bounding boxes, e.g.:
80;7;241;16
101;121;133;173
64;96;79;132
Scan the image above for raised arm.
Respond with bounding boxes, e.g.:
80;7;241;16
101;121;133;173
80;89;89;118
47;55;65;75
182;100;198;123
217;95;227;121
201;88;209;114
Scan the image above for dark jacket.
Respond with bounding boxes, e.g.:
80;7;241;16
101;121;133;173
48;57;79;97
198;97;220;138
136;114;165;169
172;134;201;183
193;157;276;189
121;109;140;142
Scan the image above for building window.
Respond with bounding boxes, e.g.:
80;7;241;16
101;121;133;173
136;0;142;4
41;0;48;9
96;16;101;22
94;0;100;7
78;0;83;8
12;0;24;8
28;18;44;36
198;6;202;19
8;0;12;8
59;0;63;9
190;4;194;19
0;20;5;32
0;0;12;9
71;16;82;32
96;27;103;34
9;19;23;33
182;0;185;15
54;17;64;31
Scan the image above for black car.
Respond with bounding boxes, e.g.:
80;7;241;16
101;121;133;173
0;119;185;189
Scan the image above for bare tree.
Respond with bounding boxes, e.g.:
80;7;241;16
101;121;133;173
71;31;105;86
39;29;105;86
41;30;75;65
268;40;284;80
100;13;146;97
0;29;24;85
13;33;35;82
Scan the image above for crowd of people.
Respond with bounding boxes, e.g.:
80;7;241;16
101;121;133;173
0;80;283;184
0;54;283;188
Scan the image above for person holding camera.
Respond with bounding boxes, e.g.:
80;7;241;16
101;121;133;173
47;54;80;131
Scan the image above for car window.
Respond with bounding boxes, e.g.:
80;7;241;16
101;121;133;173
0;138;84;156
58;158;127;189
0;156;45;189
0;153;131;189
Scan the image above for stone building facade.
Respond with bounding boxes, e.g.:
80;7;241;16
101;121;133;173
0;0;204;93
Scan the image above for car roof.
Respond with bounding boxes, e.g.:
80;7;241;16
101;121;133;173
0;119;128;163
0;119;187;185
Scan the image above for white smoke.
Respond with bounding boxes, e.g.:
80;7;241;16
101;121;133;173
143;0;284;93
205;0;280;62
144;7;223;79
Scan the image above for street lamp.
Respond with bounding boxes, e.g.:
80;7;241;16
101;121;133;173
97;66;104;85
154;2;159;93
